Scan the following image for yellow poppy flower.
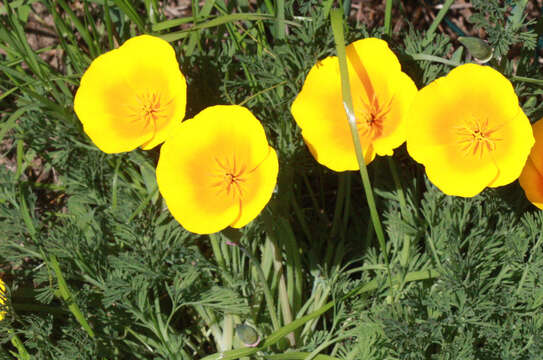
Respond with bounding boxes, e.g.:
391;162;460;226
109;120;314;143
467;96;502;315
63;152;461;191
74;35;187;153
519;118;543;209
0;278;7;321
407;63;534;197
156;105;279;234
291;38;417;171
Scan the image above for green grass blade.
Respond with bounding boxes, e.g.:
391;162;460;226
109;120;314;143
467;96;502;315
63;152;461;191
384;0;393;36
423;0;454;44
330;8;393;293
158;13;299;43
49;255;96;338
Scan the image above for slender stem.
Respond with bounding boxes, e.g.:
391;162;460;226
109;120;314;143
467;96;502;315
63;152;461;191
238;244;281;331
424;0;455;44
330;173;346;238
270;239;295;346
512;76;543;86
426;237;444;273
330;9;393;291
387;157;407;217
276;0;286;40
208;233;234;350
209;233;226;269
384;0;393;37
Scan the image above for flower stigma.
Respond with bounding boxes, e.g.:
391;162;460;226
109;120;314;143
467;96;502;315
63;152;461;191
213;157;247;199
355;94;391;141
456;117;502;159
128;92;172;130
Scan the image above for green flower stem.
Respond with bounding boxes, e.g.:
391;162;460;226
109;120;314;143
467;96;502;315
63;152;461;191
384;0;393;37
330;173;347;238
194;305;225;351
388;157;412;270
330;9;393;292
9;330;30;360
237;244;281;332
423;0;455;44
271;240;295;346
200;268;439;360
387;157;407;216
209;233;235;351
209;233;227;270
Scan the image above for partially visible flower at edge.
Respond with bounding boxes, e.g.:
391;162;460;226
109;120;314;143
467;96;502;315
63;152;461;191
406;63;534;197
0;278;7;321
74;35;187;153
291;37;417;172
519;117;543;208
156;105;278;235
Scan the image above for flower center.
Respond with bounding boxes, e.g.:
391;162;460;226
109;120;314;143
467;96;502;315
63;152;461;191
354;94;391;141
128;92;172;129
212;157;247;199
456;118;502;158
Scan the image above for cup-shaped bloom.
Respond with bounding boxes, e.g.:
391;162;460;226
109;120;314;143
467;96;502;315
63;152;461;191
156;105;279;234
519;118;543;208
0;278;6;321
74;35;187;153
407;64;534;197
291;38;417;171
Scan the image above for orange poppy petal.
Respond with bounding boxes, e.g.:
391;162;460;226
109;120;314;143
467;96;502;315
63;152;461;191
407;64;520;156
156;121;240;235
420;143;498;197
74;35;186;153
407;63;532;196
291;56;373;171
346;38;401;106
372;71;417;156
292;38;416;171
488;111;534;188
526;117;543;177
231;148;279;228
519;157;543;209
156;105;277;234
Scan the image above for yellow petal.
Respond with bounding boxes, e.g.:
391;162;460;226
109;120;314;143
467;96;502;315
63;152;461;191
407;63;530;196
519;157;543;209
420;143;498;197
372;71;417;156
291;38;416;171
488;111;534;188
346;38;401;106
526;117;543;177
231;148;279;228
156;105;277;234
407;64;520;157
74;35;186;153
291;56;373;171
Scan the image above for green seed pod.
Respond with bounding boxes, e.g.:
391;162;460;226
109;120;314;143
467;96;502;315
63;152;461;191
235;323;260;346
458;37;493;63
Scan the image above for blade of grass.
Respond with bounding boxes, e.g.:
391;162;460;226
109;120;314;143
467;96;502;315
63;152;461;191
112;0;146;32
275;0;285;40
423;0;455;45
330;8;393;295
158;13;299;43
49;255;95;338
55;0;100;58
384;0;393;36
